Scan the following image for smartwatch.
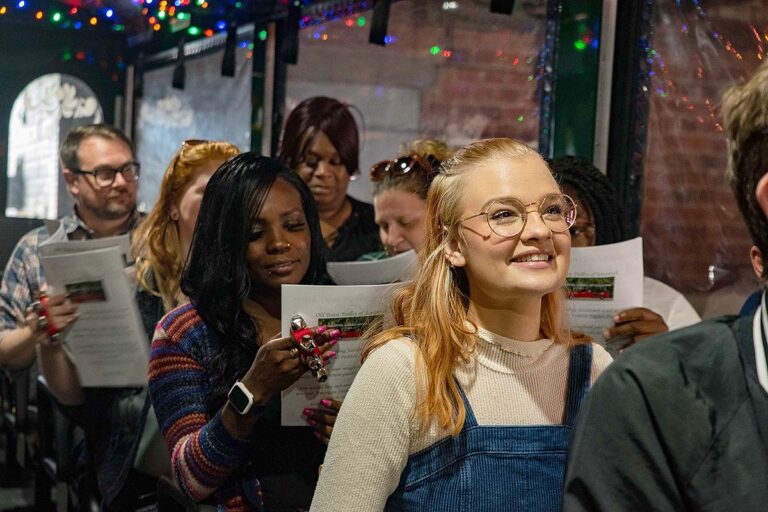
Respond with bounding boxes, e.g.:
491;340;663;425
227;381;263;416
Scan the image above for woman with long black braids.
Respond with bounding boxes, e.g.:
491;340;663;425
550;156;699;345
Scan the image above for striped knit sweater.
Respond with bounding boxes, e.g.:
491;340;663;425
148;303;261;511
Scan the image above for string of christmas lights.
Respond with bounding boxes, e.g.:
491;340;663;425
0;0;380;41
646;1;768;134
0;0;129;32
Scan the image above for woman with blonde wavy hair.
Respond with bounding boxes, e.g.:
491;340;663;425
358;139;452;259
311;138;613;512
133;140;240;311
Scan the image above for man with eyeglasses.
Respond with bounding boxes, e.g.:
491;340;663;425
0;123;141;370
563;63;768;510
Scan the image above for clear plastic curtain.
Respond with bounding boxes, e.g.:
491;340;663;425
640;0;767;315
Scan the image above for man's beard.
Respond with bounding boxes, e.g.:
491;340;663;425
79;195;135;220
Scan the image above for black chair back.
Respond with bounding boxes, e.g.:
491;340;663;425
0;217;45;275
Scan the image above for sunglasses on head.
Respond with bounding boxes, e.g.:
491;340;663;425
369;154;439;182
181;139;207;148
169;139;210;177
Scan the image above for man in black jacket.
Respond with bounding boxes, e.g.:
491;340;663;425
562;63;768;511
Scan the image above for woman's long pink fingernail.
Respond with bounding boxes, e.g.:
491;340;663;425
316;325;327;334
330;329;342;338
320;399;332;407
329;338;338;347
307;419;317;426
326;351;336;359
302;408;314;417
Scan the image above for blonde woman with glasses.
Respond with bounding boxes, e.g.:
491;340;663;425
311;138;612;512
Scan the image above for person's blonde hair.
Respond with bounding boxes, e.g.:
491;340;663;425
722;63;768;280
406;139;453;163
132;141;240;310
371;139;453;200
363;137;584;435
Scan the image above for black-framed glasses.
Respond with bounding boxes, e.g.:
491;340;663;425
370;154;438;182
456;193;577;238
71;161;141;188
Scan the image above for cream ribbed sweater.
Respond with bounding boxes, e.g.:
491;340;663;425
310;328;613;512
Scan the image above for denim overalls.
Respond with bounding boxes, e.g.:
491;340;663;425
386;344;592;512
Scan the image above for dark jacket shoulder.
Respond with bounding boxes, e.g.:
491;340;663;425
564;315;768;511
605;315;745;393
592;316;752;478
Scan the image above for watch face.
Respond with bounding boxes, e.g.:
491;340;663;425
228;383;252;414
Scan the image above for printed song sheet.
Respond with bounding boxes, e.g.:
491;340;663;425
40;246;148;387
280;283;402;425
566;238;644;349
40;231;133;265
326;250;417;285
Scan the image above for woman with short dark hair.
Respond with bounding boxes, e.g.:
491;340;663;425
148;154;339;511
279;96;381;261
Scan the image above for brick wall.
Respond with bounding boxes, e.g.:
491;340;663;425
289;1;546;152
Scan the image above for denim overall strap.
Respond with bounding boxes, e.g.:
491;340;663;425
455;343;593;429
386;343;595;512
563;344;593;427
454;378;479;427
